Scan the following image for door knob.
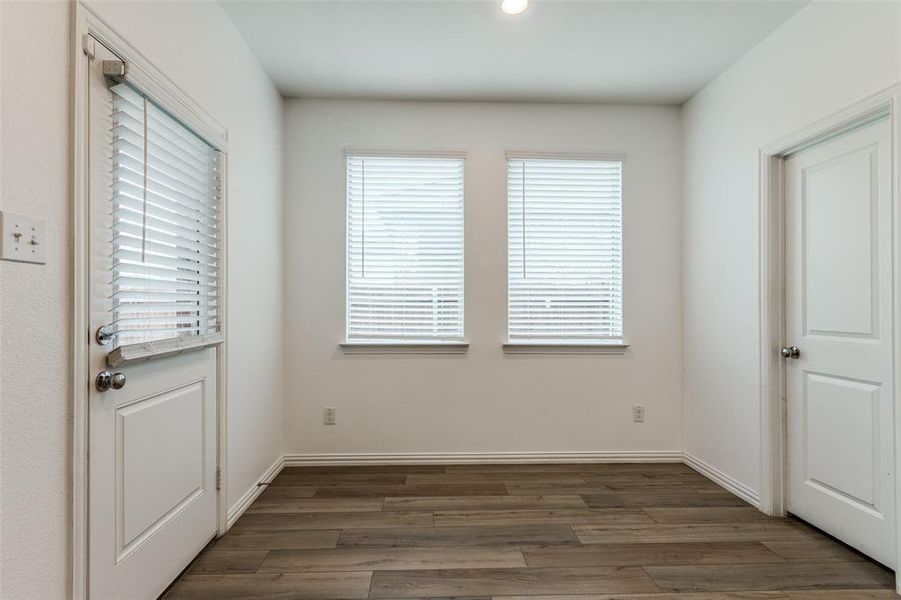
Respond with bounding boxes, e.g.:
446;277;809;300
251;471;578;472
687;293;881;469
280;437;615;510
111;372;126;389
781;346;801;359
96;370;126;391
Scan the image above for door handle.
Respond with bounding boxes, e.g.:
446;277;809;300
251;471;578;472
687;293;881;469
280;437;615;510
95;325;115;346
781;346;801;359
96;370;126;392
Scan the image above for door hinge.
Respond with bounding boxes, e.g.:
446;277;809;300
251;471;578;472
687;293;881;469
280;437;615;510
216;466;222;491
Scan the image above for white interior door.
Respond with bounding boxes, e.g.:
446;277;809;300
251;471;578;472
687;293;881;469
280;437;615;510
785;116;895;567
86;39;220;599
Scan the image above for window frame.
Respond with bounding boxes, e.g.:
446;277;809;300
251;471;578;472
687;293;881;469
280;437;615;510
503;151;629;354
342;149;468;353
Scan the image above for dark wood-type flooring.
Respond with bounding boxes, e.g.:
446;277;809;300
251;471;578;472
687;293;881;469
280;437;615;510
164;463;896;599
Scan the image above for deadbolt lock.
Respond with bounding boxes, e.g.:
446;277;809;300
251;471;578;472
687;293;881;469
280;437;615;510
95;325;115;346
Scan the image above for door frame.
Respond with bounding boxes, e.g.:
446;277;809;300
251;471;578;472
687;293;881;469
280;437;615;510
70;4;230;598
759;84;901;587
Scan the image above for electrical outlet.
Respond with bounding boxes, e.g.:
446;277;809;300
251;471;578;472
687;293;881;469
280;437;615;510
323;407;336;426
0;210;46;264
632;405;646;423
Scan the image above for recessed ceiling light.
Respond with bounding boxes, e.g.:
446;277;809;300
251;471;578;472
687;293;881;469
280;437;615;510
500;0;529;16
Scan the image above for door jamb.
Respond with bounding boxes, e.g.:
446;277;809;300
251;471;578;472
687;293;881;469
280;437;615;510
70;4;230;598
758;84;901;587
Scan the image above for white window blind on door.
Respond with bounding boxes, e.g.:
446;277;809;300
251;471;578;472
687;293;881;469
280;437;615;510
110;83;222;349
346;155;464;343
507;157;623;343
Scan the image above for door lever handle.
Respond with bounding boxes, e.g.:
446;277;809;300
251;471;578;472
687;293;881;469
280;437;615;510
781;346;801;359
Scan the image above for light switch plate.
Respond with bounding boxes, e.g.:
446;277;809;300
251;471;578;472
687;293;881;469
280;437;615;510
0;211;46;264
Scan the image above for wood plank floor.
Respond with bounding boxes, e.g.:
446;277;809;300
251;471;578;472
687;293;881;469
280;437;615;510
164;463;895;599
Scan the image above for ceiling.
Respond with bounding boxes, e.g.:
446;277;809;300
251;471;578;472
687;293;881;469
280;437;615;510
221;0;808;105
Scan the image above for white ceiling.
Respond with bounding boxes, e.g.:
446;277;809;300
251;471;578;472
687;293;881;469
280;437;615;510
221;0;808;104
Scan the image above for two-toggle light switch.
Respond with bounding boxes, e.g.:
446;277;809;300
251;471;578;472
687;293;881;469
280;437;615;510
0;210;46;264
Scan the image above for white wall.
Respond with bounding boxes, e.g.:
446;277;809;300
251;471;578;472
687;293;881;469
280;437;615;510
0;4;70;598
284;100;683;459
0;2;284;597
682;0;901;497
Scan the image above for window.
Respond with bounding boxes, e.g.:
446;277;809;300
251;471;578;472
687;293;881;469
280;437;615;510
507;157;623;344
110;83;222;349
346;154;464;344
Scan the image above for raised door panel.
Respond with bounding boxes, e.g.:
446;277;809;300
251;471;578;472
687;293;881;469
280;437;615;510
804;373;881;511
118;380;207;558
803;146;877;339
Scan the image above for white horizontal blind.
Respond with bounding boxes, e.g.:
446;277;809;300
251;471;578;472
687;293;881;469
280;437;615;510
110;83;222;348
346;155;464;343
508;158;623;343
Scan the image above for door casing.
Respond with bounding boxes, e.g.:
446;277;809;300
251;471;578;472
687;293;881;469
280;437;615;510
70;4;230;598
759;84;901;591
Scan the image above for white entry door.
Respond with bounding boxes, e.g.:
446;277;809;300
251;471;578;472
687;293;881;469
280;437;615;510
785;116;895;567
86;38;221;599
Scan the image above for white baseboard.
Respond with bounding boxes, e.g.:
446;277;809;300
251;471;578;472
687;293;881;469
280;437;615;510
226;455;285;529
683;452;760;507
282;450;683;466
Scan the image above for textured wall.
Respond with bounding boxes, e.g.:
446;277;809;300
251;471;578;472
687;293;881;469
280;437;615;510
0;3;71;597
283;100;683;460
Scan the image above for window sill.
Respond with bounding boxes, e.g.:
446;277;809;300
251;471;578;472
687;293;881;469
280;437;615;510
502;342;630;355
340;342;470;355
